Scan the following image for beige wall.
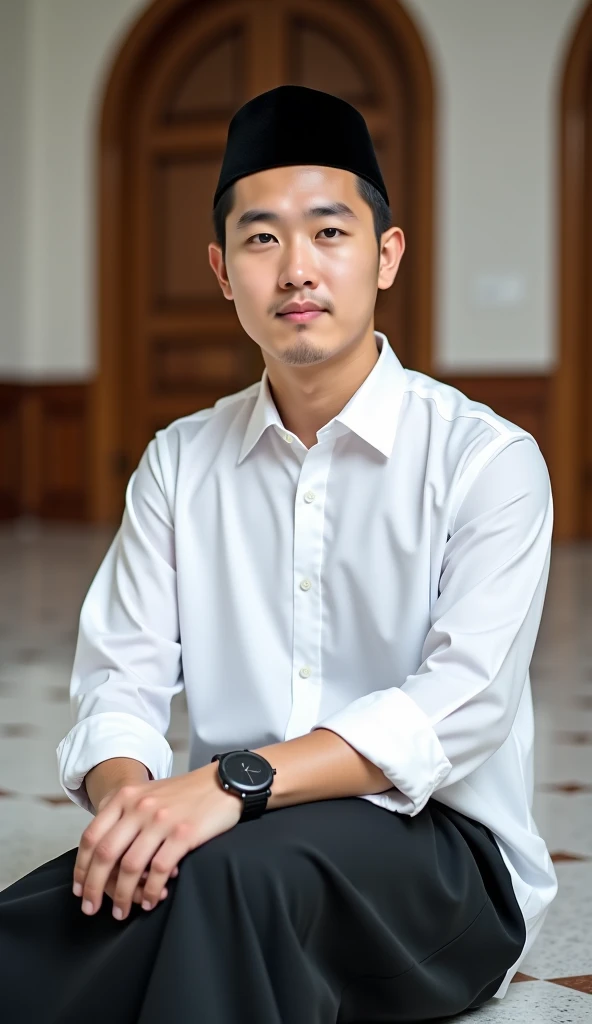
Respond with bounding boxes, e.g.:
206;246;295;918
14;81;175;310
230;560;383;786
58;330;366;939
0;0;587;377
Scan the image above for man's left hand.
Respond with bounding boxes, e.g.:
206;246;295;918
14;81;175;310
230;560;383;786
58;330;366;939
73;762;243;921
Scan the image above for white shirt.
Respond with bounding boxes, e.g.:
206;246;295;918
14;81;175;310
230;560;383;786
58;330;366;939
57;330;557;1000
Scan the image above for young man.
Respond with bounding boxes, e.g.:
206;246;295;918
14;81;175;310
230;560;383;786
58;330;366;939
0;85;556;1023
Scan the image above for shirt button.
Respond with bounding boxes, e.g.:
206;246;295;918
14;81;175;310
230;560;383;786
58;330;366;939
299;666;312;679
300;578;312;591
283;433;293;443
303;490;316;502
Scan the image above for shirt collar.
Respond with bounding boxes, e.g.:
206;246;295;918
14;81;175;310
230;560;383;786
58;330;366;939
237;331;408;465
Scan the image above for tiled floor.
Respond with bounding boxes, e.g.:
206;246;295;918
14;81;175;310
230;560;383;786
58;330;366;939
0;518;591;1021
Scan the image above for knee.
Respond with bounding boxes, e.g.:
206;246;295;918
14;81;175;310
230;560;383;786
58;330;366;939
177;825;314;906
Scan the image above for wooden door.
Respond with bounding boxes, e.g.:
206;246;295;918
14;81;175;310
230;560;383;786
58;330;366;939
554;0;592;540
96;0;434;523
582;60;592;534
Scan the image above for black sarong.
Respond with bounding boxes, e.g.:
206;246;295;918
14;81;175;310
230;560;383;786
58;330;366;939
0;795;525;1023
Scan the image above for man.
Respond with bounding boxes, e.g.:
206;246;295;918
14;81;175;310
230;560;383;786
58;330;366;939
0;85;556;1023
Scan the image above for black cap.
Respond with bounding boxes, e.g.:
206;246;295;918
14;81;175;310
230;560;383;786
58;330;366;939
213;84;389;209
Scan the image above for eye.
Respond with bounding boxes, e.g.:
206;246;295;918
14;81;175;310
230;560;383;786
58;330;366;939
248;233;276;245
247;227;344;244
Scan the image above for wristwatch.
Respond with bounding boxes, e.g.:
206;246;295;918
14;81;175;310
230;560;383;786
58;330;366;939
211;749;277;822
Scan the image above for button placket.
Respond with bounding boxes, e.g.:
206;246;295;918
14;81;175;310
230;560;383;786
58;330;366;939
284;447;329;740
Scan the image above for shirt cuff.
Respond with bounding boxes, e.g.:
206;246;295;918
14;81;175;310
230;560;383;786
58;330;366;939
56;711;174;814
311;687;453;816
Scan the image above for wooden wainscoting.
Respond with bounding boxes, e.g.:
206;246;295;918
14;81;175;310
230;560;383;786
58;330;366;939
0;382;91;520
0;374;551;524
439;373;552;466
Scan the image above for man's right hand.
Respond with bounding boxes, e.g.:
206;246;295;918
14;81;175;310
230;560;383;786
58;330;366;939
103;861;179;907
95;784;179;908
79;760;178;910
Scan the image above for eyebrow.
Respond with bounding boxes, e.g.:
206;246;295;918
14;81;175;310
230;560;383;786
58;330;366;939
234;202;358;231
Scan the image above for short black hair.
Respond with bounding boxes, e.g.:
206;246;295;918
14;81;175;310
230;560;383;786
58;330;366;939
212;175;392;263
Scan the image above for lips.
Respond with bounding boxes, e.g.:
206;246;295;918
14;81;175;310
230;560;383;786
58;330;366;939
276;298;328;323
277;302;326;315
277;310;326;322
278;310;324;315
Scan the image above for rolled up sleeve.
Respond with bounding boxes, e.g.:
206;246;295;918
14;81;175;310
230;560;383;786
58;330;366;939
56;433;183;813
310;437;553;817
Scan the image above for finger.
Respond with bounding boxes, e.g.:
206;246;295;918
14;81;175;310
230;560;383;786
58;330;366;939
141;865;177;879
141;864;177;881
111;827;172;920
76;828;181;914
73;785;138;898
105;874;165;908
109;864;175;912
81;812;149;917
110;876;169;916
141;830;192;910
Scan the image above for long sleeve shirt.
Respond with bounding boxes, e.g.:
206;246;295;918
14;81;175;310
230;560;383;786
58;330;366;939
56;330;557;1000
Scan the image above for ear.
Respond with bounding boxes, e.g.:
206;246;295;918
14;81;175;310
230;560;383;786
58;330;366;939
208;242;233;300
377;227;405;291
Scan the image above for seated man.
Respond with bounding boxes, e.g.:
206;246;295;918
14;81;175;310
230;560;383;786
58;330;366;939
0;85;556;1024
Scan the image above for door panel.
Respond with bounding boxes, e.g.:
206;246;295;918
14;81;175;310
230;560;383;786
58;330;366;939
583;60;592;534
97;0;434;521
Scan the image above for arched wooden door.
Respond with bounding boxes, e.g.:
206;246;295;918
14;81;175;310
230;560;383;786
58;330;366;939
553;0;592;540
94;0;435;523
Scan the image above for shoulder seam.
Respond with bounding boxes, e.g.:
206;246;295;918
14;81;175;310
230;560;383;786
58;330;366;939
403;383;535;442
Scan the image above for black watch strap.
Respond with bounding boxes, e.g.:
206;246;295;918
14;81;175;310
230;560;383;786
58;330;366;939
240;789;269;821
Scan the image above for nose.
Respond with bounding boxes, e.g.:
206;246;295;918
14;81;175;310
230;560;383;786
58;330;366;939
277;237;320;291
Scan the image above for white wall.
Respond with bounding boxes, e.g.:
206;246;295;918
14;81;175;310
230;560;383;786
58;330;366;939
0;0;588;377
0;0;149;379
0;0;27;375
403;0;586;372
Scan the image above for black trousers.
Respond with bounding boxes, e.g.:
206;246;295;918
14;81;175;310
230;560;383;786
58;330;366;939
0;795;525;1024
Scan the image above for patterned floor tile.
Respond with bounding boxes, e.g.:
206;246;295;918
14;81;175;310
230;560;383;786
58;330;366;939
517;863;592;979
462;979;592;1021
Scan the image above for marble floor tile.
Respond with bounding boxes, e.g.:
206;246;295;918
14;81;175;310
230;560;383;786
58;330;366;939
517;862;592;979
458;980;592;1022
0;522;591;1017
531;793;592;857
0;796;87;887
533;744;592;783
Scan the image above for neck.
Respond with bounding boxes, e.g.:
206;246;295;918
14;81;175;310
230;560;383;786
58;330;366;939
265;325;380;449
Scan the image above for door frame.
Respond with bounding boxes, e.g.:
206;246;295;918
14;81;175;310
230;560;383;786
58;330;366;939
552;0;592;540
93;0;435;523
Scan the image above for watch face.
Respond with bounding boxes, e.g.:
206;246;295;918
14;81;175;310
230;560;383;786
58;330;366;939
222;751;272;791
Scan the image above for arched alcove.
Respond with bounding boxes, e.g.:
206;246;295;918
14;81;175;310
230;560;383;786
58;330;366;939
93;0;436;523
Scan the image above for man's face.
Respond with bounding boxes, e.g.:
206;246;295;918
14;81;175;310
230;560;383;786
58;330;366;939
209;165;403;367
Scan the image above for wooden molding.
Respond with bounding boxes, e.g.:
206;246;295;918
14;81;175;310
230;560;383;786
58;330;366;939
0;375;550;523
440;374;552;466
0;386;21;518
0;382;91;520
